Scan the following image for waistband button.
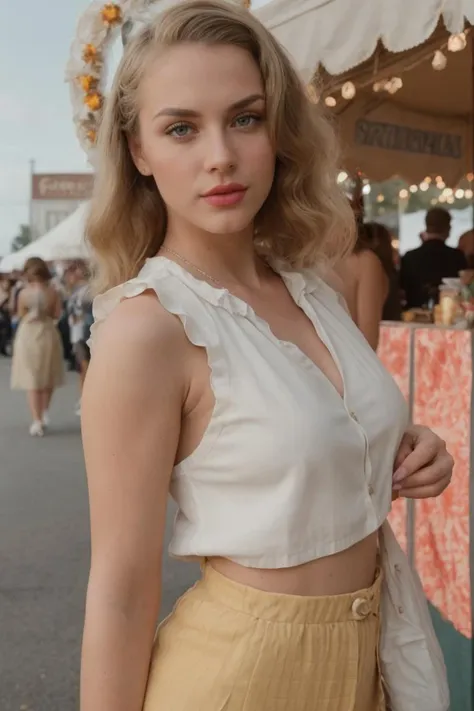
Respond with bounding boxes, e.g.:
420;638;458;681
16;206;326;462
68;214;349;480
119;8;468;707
352;597;370;620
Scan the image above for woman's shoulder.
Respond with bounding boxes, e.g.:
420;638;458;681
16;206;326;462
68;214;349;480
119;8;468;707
91;283;184;355
357;247;385;270
89;257;211;357
312;262;353;310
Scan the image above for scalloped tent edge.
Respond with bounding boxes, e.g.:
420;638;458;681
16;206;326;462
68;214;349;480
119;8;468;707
254;0;474;79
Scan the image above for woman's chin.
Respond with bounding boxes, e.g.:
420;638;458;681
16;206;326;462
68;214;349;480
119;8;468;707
194;210;255;237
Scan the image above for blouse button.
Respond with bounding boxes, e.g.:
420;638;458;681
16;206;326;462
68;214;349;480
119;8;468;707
368;485;374;496
350;411;359;423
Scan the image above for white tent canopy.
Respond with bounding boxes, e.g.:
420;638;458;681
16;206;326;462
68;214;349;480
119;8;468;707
0;202;90;273
254;0;474;80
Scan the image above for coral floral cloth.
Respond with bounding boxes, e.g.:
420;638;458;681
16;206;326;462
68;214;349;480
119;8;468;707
379;325;471;638
378;325;410;554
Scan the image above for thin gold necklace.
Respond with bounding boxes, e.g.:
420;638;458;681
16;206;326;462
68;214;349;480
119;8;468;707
159;246;224;286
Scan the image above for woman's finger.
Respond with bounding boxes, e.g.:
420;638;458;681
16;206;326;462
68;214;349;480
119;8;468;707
399;476;451;499
393;431;414;471
394;460;449;492
393;436;443;484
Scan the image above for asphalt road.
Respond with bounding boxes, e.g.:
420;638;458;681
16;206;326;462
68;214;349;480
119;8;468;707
0;357;199;711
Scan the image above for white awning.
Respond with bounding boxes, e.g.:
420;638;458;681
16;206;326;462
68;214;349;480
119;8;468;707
253;0;474;79
0;202;90;273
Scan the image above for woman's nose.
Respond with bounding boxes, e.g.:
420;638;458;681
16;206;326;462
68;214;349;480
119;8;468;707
203;130;237;173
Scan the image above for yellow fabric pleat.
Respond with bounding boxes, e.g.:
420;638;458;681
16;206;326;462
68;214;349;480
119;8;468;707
144;566;386;711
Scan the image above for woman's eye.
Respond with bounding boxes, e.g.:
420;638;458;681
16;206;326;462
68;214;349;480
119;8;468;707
234;114;260;128
167;123;193;139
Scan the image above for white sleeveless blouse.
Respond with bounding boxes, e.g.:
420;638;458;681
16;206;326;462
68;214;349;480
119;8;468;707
90;256;449;711
92;256;408;567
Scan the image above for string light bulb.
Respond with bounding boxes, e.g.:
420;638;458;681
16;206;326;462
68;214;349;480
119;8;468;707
465;189;473;199
325;96;337;107
409;184;418;193
448;32;467;52
399;189;409;199
362;184;372;195
432;50;447;70
337;171;348;184
437;180;446;190
455;189;465;199
341;81;356;100
385;77;403;94
420;181;430;192
447;196;455;204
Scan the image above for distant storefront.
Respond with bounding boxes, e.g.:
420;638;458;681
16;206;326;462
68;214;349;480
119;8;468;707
30;173;94;239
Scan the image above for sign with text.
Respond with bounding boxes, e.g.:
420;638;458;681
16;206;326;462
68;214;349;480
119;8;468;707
355;119;462;160
32;173;94;201
30;173;93;239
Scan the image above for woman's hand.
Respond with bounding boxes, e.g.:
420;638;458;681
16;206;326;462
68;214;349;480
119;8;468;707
392;425;453;499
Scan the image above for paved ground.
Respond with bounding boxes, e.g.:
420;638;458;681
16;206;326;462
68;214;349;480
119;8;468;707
0;357;199;711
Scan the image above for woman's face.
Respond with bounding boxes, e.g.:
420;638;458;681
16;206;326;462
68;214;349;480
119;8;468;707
131;42;276;238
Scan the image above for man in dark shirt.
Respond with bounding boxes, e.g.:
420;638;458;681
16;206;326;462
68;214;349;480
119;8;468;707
400;207;467;309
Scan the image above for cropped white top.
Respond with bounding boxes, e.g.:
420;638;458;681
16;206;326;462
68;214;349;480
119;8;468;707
91;256;409;568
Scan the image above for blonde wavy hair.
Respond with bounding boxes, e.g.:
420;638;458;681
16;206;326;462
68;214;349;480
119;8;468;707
87;0;354;294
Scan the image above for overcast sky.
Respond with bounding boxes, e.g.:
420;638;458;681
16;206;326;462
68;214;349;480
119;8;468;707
0;0;270;255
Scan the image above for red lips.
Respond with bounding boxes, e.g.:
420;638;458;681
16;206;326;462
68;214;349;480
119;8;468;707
202;183;247;197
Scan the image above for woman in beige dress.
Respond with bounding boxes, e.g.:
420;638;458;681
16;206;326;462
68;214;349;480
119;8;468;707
11;257;64;436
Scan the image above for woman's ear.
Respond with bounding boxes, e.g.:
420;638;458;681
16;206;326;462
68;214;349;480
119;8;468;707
128;136;153;176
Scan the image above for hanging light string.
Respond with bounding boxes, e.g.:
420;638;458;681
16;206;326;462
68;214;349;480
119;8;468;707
316;27;471;106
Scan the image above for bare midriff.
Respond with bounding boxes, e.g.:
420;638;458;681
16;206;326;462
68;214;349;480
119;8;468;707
207;532;379;596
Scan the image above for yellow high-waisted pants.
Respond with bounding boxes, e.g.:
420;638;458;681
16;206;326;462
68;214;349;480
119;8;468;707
144;563;385;711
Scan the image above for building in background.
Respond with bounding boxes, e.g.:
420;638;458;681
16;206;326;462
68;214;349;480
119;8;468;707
30;173;94;240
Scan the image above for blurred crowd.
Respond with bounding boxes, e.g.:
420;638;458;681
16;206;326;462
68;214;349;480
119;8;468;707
337;207;474;350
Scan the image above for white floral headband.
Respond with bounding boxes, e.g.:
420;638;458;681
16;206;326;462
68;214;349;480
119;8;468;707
66;0;251;166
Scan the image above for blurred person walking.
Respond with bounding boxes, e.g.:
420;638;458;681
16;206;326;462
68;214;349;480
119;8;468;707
11;257;64;436
66;262;93;416
0;276;13;355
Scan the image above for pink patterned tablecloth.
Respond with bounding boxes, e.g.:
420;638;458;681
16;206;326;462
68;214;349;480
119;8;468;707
379;325;410;553
379;324;472;638
413;329;471;637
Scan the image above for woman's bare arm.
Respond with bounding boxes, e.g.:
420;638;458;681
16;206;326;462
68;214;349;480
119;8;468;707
17;290;29;319
80;292;186;711
354;250;389;350
51;287;63;320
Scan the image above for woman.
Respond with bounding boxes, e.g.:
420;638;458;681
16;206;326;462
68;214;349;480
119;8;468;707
11;257;64;436
81;3;452;710
336;222;401;350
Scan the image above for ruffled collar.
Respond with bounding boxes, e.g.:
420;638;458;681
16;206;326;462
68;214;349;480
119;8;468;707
141;256;322;317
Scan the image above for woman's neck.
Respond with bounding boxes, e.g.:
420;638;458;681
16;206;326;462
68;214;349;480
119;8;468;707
161;222;266;289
